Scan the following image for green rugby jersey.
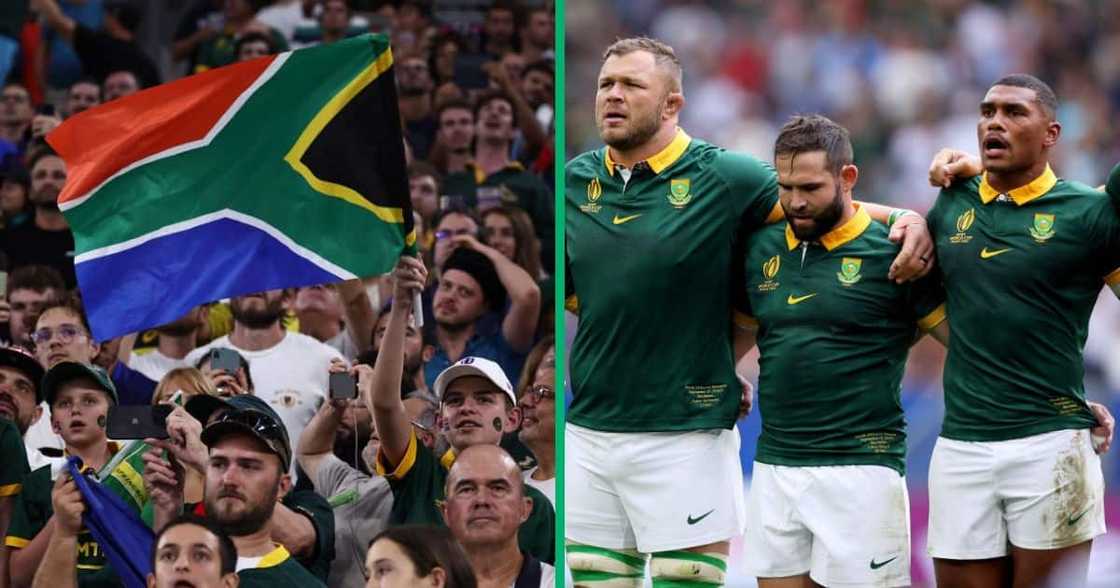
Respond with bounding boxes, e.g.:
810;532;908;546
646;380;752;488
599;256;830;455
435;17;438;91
1107;162;1120;211
743;205;946;475
374;430;555;564
565;129;780;431
928;166;1120;441
237;545;325;588
0;418;28;499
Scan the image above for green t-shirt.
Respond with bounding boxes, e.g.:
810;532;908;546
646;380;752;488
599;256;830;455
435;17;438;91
743;206;946;475
0;418;28;498
4;443;147;587
194;27;290;73
565;129;780;432
237;544;326;588
928;166;1120;441
375;431;555;564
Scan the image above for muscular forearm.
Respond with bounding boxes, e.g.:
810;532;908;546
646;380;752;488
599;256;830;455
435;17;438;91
297;405;343;463
270;504;316;558
29;532;77;588
368;300;412;465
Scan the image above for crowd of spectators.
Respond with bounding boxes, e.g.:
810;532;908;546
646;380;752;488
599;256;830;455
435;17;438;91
0;0;555;586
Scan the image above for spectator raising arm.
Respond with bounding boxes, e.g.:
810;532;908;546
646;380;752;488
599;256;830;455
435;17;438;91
363;256;428;469
450;234;541;352
30;0;76;44
296;392;349;482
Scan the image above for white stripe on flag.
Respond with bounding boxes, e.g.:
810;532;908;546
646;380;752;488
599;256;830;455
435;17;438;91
73;209;358;281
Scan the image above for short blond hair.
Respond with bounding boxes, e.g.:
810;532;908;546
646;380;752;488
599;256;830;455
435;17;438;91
602;36;683;93
152;367;217;404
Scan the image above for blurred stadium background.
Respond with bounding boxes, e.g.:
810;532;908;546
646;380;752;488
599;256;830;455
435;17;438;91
564;0;1120;586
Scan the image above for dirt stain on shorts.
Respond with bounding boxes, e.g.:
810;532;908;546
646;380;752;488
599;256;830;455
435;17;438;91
1049;431;1092;546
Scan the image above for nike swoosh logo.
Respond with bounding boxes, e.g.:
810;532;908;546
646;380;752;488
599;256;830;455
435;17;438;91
1067;508;1091;526
612;214;642;225
687;509;715;525
870;556;898;570
787;293;817;305
980;247;1011;259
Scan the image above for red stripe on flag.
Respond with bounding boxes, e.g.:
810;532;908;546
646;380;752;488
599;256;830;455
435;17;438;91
47;56;278;204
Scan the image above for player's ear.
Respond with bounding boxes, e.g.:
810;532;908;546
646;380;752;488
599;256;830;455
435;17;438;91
1043;120;1061;149
840;164;859;193
663;92;684;119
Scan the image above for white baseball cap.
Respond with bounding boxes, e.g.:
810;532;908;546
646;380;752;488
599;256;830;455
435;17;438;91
433;356;516;405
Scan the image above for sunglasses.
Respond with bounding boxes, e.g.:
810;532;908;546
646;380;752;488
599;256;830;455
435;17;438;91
214;408;289;449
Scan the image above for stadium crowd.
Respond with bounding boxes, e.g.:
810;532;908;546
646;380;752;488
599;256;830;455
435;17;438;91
0;0;555;587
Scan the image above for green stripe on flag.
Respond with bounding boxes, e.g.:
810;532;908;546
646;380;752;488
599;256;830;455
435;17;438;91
650;579;723;588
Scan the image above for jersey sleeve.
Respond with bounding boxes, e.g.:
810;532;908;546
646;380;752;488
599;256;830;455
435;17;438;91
714;151;780;231
0;420;28;497
1106;162;1120;217
312;454;362;498
1086;194;1120;286
284;490;335;582
908;273;947;331
4;470;44;549
729;227;757;328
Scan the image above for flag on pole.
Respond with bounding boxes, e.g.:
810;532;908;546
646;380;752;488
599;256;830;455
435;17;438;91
47;34;413;341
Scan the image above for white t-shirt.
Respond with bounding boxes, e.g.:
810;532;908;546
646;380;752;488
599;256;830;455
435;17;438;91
185;332;343;452
523;468;555;509
128;349;188;383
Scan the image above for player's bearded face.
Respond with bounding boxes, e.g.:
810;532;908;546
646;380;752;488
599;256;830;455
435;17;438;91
780;175;846;242
595;52;671;151
597;92;665;151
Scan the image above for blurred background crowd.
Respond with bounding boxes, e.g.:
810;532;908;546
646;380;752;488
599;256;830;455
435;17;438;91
567;0;1120;586
0;1;556;586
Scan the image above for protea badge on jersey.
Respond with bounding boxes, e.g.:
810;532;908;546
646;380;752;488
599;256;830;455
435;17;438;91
47;34;413;340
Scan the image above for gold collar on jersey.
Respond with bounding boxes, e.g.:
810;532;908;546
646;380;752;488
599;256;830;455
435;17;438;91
978;164;1057;205
785;203;872;251
603;128;691;176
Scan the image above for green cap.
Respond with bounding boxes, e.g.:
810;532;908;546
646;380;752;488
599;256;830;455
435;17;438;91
42;362;119;407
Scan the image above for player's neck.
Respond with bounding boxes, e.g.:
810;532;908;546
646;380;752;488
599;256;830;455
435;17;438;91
34;206;69;231
475;143;511;175
435;322;475;360
985;160;1050;194
232;528;275;559
608;124;678;169
230;321;285;351
67;439;112;471
297;311;341;343
529;440;554;478
467;541;522;588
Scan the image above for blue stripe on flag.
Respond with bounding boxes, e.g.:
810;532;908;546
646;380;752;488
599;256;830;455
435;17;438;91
77;217;345;340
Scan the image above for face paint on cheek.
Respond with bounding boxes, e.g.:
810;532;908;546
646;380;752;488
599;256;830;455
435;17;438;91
493;417;503;432
97;415;106;429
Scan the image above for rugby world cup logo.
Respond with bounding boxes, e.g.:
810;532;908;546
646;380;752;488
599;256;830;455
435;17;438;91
951;208;975;244
758;255;780;292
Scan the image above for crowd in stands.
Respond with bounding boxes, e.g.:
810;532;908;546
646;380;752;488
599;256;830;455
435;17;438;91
0;0;555;586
